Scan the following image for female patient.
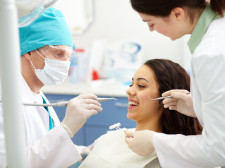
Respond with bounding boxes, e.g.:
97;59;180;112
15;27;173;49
79;59;202;168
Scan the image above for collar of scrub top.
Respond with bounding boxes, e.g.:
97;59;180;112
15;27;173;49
187;5;221;54
22;97;117;107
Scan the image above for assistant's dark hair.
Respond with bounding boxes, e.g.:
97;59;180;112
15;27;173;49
144;59;202;135
130;0;225;17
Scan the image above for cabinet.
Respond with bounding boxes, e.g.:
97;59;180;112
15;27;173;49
45;94;136;146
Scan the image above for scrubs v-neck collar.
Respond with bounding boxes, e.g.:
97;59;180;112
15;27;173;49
187;5;220;54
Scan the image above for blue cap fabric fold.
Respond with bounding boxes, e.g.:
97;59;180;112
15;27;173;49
19;7;73;56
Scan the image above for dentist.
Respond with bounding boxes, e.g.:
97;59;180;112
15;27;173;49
0;7;102;168
125;0;225;167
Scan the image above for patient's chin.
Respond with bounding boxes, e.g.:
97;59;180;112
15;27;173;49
127;112;138;121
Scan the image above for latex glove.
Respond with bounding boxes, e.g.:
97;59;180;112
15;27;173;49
124;130;154;156
61;93;102;138
162;89;196;117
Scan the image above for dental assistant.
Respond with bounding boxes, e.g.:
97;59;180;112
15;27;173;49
0;8;102;168
125;0;225;167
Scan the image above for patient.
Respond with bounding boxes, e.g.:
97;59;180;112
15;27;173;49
79;59;202;168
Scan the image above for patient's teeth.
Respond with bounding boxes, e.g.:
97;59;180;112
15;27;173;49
128;102;138;106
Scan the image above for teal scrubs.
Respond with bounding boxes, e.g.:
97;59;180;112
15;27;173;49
42;97;54;130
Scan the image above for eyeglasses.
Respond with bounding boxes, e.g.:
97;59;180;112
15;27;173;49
39;45;74;61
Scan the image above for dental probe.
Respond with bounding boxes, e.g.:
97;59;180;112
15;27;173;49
0;97;117;107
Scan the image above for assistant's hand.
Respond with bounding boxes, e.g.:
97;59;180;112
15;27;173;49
162;89;196;117
124;130;154;156
61;93;102;138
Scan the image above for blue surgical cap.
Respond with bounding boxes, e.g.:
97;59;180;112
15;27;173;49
19;7;73;56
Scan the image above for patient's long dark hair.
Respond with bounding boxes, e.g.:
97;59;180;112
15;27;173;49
145;59;202;135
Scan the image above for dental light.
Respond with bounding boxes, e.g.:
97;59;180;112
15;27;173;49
17;0;57;27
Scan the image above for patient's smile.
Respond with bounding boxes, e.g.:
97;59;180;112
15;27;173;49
128;99;139;110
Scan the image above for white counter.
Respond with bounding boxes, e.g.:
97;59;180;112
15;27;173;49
41;79;128;97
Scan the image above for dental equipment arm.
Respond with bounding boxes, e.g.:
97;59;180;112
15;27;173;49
1;0;57;167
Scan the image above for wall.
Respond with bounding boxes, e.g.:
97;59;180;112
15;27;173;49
55;0;191;69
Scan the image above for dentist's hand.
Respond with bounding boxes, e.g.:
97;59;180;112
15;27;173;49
125;130;155;156
61;93;102;138
162;89;196;117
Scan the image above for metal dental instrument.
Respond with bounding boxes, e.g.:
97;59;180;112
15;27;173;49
148;95;172;100
23;101;69;107
97;97;117;102
148;92;190;100
0;97;117;107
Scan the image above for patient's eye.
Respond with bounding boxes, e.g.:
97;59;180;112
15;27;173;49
138;85;145;88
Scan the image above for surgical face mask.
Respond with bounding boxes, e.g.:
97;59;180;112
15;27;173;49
30;50;71;85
